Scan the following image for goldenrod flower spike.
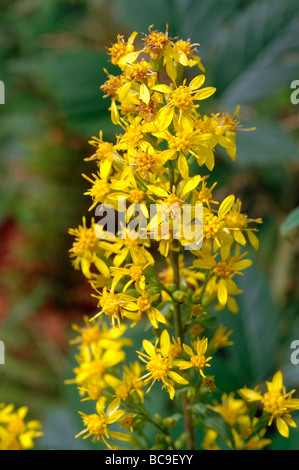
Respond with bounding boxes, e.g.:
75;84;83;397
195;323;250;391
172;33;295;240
64;26;299;452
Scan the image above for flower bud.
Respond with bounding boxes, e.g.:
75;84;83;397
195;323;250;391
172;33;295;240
154;413;163;424
168;283;178;293
187;387;196;400
173;290;187;303
163;417;176;428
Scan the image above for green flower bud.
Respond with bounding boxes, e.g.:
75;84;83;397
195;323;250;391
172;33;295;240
163;417;176;428
154;413;163;424
187;387;196;400
168;283;178;293
155;434;165;443
173;290;187;303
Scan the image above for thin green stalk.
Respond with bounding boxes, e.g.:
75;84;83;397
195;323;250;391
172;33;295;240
170;248;196;450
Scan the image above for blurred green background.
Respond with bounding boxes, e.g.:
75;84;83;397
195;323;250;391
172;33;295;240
0;0;299;450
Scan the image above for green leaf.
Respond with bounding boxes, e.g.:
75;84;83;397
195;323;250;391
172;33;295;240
212;0;299;105
280;206;299;235
10;51;114;138
192;404;234;446
233;119;299;168
209;261;280;389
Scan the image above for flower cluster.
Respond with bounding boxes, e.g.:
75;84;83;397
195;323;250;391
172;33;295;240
0;403;43;450
67;26;299;450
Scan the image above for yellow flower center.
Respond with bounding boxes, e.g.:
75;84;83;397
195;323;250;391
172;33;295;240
101;75;125;97
240;425;254;440
203;376;216;393
146;353;170;380
198;187;213;203
99;290;120;319
81;326;101;345
129;265;143;281
120;415;134;429
143;29;169;59
262;392;285;416
120;100;136;115
137;295;152;313
119;124;143;148
86;385;103;400
96;142;114;160
108;36;135;65
191;305;205;317
165;193;182;208
191;353;206;370
136;98;157;120
88;360;107;377
174;40;195;58
124;235;140;248
213;261;231;278
224;211;247;229
125;60;154;80
171;86;194;110
130;189;145;203
90;180;110;201
169;342;182;359
72;227;99;256
83;414;107;438
168;132;190;152
115;384;130;401
203;213;224;239
8;419;26;436
136;151;156;174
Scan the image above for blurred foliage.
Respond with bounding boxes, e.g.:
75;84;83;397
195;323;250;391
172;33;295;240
0;0;299;449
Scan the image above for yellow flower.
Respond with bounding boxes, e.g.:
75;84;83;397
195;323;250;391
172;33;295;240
193;241;252;307
99;224;153;268
137;330;188;399
110;261;153;292
210;324;234;352
68;217;110;279
83;168;113;211
209;392;247;427
152;75;216;133
172;38;204;70
175;337;212;378
127;145;172;180
91;287;125;328
142;25;170;60
121;290;166;329
87;130;115;165
70;315;132;350
120;414;137;433
239;371;299;438
201;428;220;450
123;362;145;402
169;337;183;359
224;198;262;249
106;362;145;402
116;116;147;153
0;404;43;450
195;177;219;208
194;108;242;162
201;195;236;249
76;397;130;448
66;341;125;391
108;32;138;67
233;416;272;450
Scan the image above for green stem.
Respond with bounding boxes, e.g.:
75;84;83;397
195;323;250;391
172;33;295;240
170;249;196;450
135;405;176;450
